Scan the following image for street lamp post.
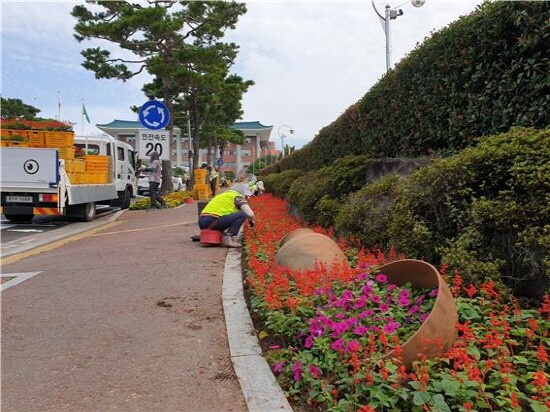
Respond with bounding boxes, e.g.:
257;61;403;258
278;124;294;158
372;0;426;72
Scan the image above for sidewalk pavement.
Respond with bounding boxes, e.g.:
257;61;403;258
1;201;291;412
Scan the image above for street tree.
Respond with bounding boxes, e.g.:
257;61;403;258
72;0;247;192
1;97;40;119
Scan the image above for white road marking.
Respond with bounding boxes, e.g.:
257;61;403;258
7;229;44;233
1;272;42;291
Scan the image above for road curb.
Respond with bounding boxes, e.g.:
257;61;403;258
222;249;293;412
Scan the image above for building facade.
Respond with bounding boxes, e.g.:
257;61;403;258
95;120;275;176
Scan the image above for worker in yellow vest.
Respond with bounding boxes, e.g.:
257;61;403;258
198;182;255;248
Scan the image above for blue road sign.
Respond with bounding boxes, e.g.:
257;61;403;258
215;157;223;167
138;100;170;130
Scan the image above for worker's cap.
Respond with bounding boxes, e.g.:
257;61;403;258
230;183;253;197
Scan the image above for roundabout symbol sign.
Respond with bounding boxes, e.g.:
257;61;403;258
139;100;170;130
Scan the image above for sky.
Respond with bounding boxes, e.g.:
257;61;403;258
1;0;483;150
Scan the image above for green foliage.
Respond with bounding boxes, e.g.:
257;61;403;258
287;169;332;223
335;127;549;298
1;97;40;119
270;1;550;173
72;1;251;174
263;169;306;199
315;196;341;229
335;174;401;249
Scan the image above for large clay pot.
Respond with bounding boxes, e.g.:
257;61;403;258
278;228;314;248
377;259;458;369
275;231;349;273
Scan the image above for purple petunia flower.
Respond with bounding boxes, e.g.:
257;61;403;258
370;294;381;303
379;303;390;313
420;313;430;322
407;305;420;315
309;364;321;379
291;361;303;381
331;339;345;351
353;295;367;309
273;362;285;373
353;326;369;336
398;289;411;299
383;320;401;334
415;294;426;305
429;288;439;298
398;297;411;307
375;273;388;283
359;309;375;319
304;336;314;348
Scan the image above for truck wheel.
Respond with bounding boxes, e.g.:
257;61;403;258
4;214;34;223
82;202;96;221
121;188;131;209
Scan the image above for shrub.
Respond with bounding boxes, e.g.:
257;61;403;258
335;174;401;249
286;169;332;223
269;2;549;173
387;127;549;298
263;169;305;199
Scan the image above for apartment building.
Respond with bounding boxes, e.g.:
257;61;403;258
96;119;275;176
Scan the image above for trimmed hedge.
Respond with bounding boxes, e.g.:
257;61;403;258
267;1;549;173
334;127;549;299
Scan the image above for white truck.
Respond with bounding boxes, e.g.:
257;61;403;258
0;135;137;223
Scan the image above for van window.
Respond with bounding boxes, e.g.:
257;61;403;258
117;146;125;161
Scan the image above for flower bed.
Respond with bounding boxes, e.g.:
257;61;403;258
244;194;550;411
129;191;193;210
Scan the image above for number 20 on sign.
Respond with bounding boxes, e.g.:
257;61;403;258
138;129;169;160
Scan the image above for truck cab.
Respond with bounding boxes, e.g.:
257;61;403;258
74;135;138;206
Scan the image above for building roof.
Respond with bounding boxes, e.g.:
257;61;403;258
231;121;272;130
96;119;141;129
97;119;272;131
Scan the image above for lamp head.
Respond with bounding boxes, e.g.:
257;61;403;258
290;129;295;135
411;0;426;7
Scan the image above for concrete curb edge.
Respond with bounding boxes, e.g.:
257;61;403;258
222;248;293;412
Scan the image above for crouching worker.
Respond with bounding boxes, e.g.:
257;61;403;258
198;183;255;248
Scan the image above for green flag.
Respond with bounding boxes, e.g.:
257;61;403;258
82;103;90;123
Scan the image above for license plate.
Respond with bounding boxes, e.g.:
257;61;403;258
6;195;33;203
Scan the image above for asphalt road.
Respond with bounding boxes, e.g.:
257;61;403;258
1;203;247;412
1;205;121;258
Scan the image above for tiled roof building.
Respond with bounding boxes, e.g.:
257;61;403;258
96;119;276;175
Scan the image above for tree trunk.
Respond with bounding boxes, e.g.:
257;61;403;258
160;81;173;193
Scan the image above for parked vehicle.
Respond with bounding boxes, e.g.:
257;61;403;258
172;176;183;191
0;131;137;222
137;174;183;194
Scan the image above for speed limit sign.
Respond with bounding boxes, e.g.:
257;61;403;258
138;129;170;160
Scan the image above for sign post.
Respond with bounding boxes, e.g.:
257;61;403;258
138;100;171;161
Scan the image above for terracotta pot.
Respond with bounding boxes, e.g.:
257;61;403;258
275;232;349;273
377;259;458;369
278;228;314;248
